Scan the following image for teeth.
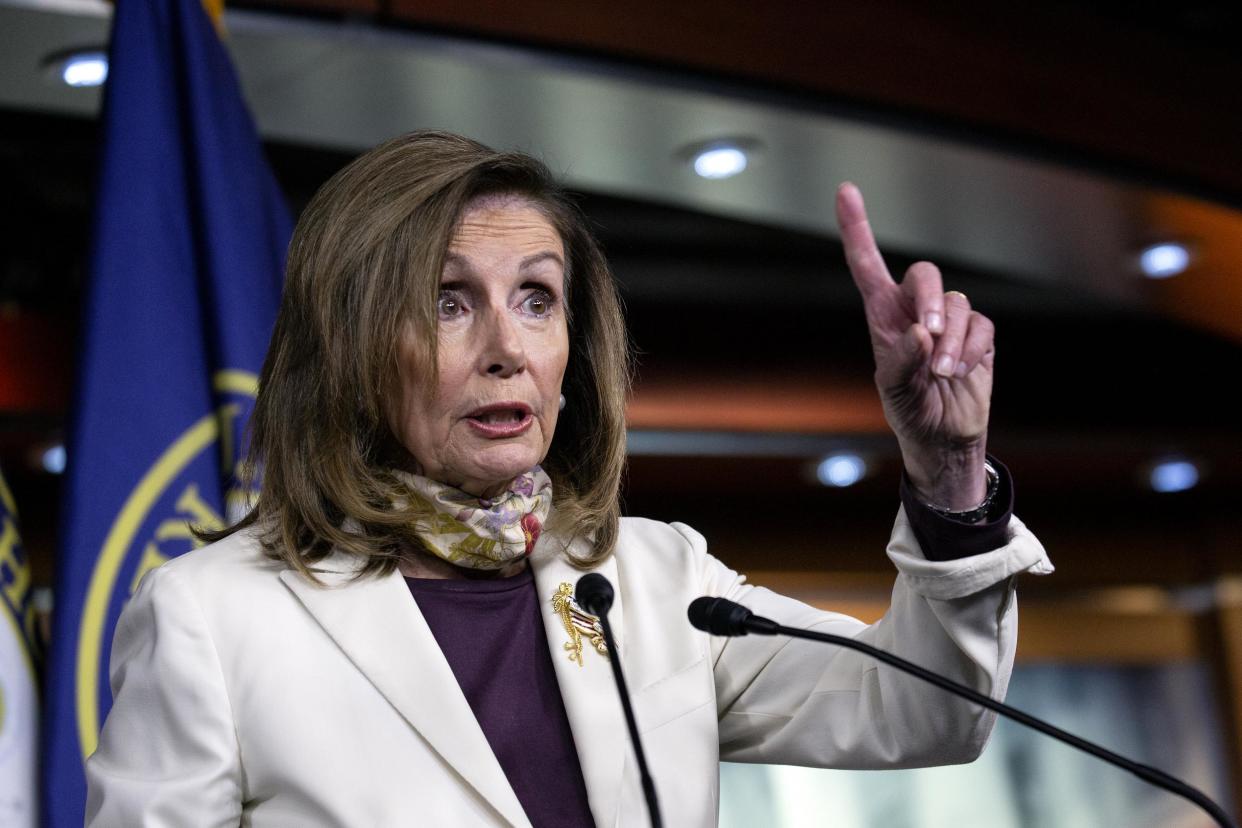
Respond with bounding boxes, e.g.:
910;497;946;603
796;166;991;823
477;409;522;424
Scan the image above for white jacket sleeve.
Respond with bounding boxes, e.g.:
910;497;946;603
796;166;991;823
690;507;1052;770
85;563;244;826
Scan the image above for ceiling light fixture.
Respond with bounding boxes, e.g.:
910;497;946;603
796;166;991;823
1138;242;1191;279
693;145;748;179
1149;458;1198;493
816;453;866;488
41;444;67;475
679;138;760;180
58;51;109;88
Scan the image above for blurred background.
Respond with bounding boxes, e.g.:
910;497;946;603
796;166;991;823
1;0;1240;825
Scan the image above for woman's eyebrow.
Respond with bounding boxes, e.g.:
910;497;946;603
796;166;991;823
442;251;562;273
442;252;470;273
519;251;564;271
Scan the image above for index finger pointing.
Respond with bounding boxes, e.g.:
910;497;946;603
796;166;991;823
836;182;894;300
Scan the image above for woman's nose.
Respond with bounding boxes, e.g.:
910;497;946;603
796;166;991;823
478;308;526;377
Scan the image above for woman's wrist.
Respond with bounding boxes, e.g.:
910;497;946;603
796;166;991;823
900;440;989;512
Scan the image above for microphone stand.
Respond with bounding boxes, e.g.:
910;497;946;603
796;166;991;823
578;575;664;828
594;609;664;828
774;623;1235;828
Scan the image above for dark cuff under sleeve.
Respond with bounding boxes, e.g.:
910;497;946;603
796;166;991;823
899;455;1014;562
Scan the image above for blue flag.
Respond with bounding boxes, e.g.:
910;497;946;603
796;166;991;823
41;0;292;820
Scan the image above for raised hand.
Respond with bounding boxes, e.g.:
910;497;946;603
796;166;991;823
835;182;992;511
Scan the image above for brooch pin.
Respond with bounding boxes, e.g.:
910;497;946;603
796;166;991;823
552;582;609;667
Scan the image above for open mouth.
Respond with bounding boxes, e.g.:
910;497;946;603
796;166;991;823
468;408;528;425
465;403;533;432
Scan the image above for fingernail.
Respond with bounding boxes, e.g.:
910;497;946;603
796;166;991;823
935;354;954;376
926;312;943;333
955;360;969;378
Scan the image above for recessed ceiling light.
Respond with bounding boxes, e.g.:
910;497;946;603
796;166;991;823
1149;459;1198;493
692;145;748;179
1138;242;1191;279
816;453;866;488
60;51;109;88
41;444;67;475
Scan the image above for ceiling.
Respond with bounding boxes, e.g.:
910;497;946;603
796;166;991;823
4;0;1241;301
1;0;1240;584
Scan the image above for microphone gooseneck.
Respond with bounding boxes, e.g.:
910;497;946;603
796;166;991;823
687;595;1236;828
577;574;663;828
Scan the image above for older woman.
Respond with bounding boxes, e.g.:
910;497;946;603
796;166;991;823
85;131;1051;826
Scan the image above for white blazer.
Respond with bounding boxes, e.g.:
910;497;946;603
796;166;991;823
86;510;1051;827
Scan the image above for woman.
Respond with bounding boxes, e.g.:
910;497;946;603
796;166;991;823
86;131;1051;826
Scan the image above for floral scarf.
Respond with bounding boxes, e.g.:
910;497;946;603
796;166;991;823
393;466;552;570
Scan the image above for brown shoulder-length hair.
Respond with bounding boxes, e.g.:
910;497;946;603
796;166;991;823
209;130;631;580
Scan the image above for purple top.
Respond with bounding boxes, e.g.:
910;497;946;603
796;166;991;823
404;460;1016;825
406;567;595;827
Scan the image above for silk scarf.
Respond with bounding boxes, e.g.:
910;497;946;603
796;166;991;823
394;466;552;570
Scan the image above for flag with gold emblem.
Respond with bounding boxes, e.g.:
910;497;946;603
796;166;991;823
0;467;37;827
40;0;292;820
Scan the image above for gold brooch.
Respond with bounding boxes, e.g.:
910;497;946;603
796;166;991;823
552;582;609;667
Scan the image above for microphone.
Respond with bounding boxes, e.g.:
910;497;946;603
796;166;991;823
575;572;614;616
688;596;1236;828
687;595;777;636
575;574;663;828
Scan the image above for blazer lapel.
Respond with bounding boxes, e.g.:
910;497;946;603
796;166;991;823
278;553;530;828
531;537;628;828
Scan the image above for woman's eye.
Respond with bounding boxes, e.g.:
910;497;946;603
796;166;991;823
523;290;555;317
437;292;464;318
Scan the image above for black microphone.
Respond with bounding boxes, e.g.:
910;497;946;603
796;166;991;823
576;574;663;828
575;572;614;616
687;595;778;636
688;596;1236;828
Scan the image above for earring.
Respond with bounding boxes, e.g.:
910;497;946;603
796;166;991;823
558;393;566;411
